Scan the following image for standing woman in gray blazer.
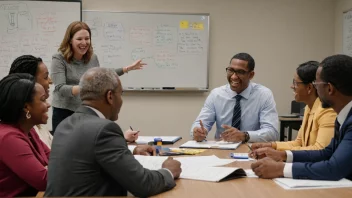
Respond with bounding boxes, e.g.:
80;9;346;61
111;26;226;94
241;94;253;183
51;21;145;133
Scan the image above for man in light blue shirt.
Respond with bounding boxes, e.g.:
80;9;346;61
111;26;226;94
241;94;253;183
191;53;279;143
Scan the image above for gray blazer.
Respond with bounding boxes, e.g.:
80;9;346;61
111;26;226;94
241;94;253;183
45;106;175;197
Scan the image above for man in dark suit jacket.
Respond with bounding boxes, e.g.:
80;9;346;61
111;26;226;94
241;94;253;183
45;67;182;197
250;54;352;180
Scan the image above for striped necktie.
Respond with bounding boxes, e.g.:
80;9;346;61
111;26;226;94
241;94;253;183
232;95;242;129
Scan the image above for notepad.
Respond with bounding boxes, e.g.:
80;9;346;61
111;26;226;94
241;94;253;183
135;136;182;144
274;178;352;190
179;140;241;150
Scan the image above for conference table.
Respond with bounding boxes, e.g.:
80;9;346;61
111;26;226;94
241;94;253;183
36;139;352;198
151;139;352;198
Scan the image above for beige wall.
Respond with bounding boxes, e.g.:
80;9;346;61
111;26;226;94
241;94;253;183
82;0;335;137
335;0;352;53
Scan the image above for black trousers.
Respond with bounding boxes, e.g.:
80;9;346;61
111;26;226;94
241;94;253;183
52;107;74;135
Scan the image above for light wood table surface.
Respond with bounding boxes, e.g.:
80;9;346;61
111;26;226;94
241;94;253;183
36;138;352;198
150;139;352;198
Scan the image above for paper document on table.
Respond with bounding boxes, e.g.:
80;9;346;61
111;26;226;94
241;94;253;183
274;178;352;190
134;155;242;182
180;166;246;182
134;155;235;169
175;155;236;167
244;169;258;178
180;140;241;150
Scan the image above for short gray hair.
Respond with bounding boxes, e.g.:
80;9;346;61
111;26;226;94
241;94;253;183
79;67;119;101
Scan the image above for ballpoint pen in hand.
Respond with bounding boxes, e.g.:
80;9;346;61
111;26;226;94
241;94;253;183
129;126;140;135
247;143;258;160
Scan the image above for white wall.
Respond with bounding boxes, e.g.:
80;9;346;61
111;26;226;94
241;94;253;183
81;0;335;137
335;0;352;53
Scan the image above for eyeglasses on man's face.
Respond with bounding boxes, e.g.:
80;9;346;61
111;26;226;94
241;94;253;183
226;67;249;77
312;80;328;88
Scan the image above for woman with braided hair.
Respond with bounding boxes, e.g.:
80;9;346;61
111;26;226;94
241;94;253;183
9;55;53;148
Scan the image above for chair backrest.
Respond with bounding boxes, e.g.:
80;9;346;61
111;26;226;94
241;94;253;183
291;101;305;115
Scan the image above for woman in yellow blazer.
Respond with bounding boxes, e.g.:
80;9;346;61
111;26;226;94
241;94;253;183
252;61;336;151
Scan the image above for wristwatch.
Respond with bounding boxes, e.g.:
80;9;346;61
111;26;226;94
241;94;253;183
243;131;250;143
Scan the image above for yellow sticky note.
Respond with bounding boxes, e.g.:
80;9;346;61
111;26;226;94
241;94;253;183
180;20;189;29
192;22;204;30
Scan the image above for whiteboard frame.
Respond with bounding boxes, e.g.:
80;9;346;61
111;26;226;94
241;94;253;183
11;0;82;20
343;8;352;56
343;8;352;14
83;10;210;92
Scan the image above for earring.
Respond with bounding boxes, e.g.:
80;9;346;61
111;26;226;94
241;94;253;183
26;111;31;119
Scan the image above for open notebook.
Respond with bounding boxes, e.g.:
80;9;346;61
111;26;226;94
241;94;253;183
135;136;182;144
134;155;247;182
274;178;352;190
179;140;241;150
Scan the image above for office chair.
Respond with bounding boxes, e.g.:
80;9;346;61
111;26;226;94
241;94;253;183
281;101;305;140
291;100;305;116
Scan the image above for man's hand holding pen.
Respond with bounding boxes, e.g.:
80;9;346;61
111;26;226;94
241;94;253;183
124;126;139;142
249;147;287;162
193;120;208;142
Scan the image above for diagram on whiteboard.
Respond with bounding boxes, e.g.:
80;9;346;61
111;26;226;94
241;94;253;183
82;11;209;89
0;3;32;34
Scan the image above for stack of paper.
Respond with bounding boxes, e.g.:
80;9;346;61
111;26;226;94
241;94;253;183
134;155;246;182
180;140;241;150
274;178;352;190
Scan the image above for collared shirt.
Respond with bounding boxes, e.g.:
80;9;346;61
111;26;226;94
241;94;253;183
190;82;279;142
283;100;352;178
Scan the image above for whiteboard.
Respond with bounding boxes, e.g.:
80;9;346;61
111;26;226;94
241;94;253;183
0;0;81;79
0;1;81;131
343;9;352;56
82;11;209;91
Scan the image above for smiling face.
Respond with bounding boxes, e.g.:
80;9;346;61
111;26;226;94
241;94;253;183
291;72;310;103
25;83;51;125
227;59;254;93
71;29;91;60
35;62;52;99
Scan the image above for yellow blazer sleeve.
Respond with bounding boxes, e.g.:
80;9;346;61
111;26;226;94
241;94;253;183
288;108;336;150
276;107;336;151
275;122;304;151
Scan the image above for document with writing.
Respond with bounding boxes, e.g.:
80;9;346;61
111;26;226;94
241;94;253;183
179;140;241;150
274;178;352;190
134;155;246;182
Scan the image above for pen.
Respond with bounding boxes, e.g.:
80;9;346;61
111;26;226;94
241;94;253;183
246;143;252;151
199;120;206;133
199;120;207;141
130;126;140;135
246;144;259;160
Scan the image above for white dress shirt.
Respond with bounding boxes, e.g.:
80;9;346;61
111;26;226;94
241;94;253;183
191;82;279;142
